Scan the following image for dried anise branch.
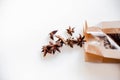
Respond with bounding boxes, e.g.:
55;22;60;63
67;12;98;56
66;26;74;36
49;30;58;40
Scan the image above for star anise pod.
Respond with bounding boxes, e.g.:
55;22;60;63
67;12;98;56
49;30;58;40
42;41;61;57
66;38;77;48
42;45;52;57
49;42;60;54
42;26;86;57
56;40;64;47
66;26;74;36
55;35;66;45
76;34;86;47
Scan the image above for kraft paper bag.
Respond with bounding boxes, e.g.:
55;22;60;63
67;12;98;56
84;21;120;63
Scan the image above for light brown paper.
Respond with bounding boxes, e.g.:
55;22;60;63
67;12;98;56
84;21;120;63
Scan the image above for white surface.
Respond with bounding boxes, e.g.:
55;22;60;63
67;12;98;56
0;0;120;80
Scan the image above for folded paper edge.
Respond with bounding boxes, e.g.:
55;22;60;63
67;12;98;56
84;21;120;63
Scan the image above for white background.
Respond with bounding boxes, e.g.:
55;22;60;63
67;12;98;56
0;0;120;80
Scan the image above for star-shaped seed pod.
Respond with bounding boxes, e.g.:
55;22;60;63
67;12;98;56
49;41;61;54
55;40;64;47
42;41;61;57
66;26;74;36
42;26;86;57
42;45;52;57
76;34;86;47
49;30;58;40
66;38;77;48
55;35;66;45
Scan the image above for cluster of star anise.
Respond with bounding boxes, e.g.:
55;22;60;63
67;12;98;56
42;26;86;57
66;34;86;48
